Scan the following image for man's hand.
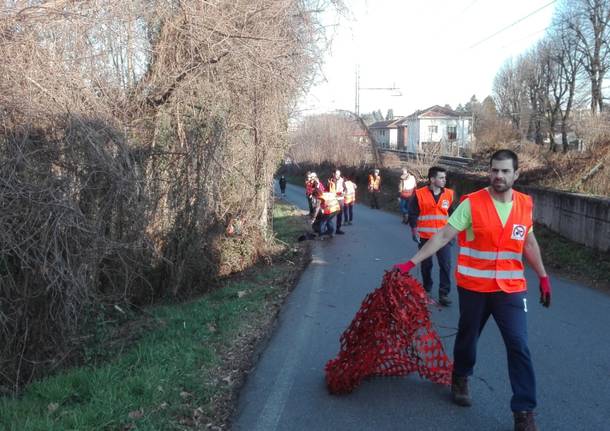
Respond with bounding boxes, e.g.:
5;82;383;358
411;228;421;245
539;276;551;307
393;260;415;274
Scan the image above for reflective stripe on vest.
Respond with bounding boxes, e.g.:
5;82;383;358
417;227;441;233
457;265;524;280
455;188;533;293
459;246;522;261
415;187;454;239
418;215;448;221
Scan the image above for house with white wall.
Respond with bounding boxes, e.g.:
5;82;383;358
398;105;472;156
368;118;402;150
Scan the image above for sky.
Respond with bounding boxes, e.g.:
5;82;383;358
301;0;557;117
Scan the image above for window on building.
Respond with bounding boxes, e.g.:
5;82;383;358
428;125;438;135
447;126;457;140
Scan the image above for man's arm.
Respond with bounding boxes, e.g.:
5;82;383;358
411;224;460;265
523;232;547;278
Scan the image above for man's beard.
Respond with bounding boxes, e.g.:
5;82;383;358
492;180;510;192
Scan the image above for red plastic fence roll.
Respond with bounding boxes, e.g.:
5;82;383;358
325;270;453;394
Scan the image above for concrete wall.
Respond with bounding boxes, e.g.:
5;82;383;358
520;185;610;252
449;172;610;252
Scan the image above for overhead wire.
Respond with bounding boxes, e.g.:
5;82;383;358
469;0;557;49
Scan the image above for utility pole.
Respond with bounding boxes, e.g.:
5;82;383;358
354;65;401;116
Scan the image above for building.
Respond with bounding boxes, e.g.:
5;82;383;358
398;105;472;156
368;118;403;150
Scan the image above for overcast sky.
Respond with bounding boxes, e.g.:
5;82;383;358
300;0;557;117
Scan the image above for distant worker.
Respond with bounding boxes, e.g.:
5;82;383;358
395;149;552;431
398;167;416;224
305;172;314;215
328;169;346;235
409;166;454;307
311;177;340;240
279;175;287;197
368;169;382;209
343;175;357;225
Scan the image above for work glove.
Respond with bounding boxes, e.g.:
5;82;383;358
411;228;421;245
393;260;415;275
539;276;551;308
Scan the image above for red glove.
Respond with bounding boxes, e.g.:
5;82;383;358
394;260;415;274
539;276;551;307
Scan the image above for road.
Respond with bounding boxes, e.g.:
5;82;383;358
233;182;610;431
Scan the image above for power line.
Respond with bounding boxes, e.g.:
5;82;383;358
469;0;557;49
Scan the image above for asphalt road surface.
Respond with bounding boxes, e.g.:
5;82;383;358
233;182;610;431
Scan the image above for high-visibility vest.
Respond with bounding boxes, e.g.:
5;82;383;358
344;181;356;204
415;187;454;239
455;188;533;293
328;178;345;199
399;176;416;199
320;192;340;215
368;175;381;191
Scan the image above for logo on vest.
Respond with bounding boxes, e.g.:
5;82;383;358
511;224;527;240
441;199;450;209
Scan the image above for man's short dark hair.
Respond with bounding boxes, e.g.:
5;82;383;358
428;166;446;180
490;149;519;171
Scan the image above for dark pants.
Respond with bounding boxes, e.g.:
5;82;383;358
370;192;380;209
319;212;336;237
343;202;354;222
453;287;537;412
307;196;314;215
336;200;344;231
418;238;451;296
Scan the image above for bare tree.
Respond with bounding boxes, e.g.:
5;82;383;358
561;0;610;114
0;0;343;389
288;112;375;167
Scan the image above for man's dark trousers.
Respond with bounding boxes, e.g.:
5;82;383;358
343;203;353;223
336;200;344;231
418;238;451;296
370;192;380;209
453;287;537;412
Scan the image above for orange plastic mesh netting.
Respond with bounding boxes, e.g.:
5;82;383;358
325;270;453;394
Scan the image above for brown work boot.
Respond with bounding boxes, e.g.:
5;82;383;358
513;411;539;431
451;373;472;406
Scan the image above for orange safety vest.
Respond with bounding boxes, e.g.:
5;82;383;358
415;187;454;239
455;188;533;293
319;192;340;215
399;176;416;199
344;181;356;204
328;178;345;198
368;175;381;191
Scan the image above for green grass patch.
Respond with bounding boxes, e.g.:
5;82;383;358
535;223;610;290
0;200;310;431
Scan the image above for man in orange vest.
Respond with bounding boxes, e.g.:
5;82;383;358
328;169;346;235
311;177;340;240
368;169;381;209
395;149;551;431
343;175;357;225
409;166;454;307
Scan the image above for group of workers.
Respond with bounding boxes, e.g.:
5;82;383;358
304;170;357;239
296;149;552;431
